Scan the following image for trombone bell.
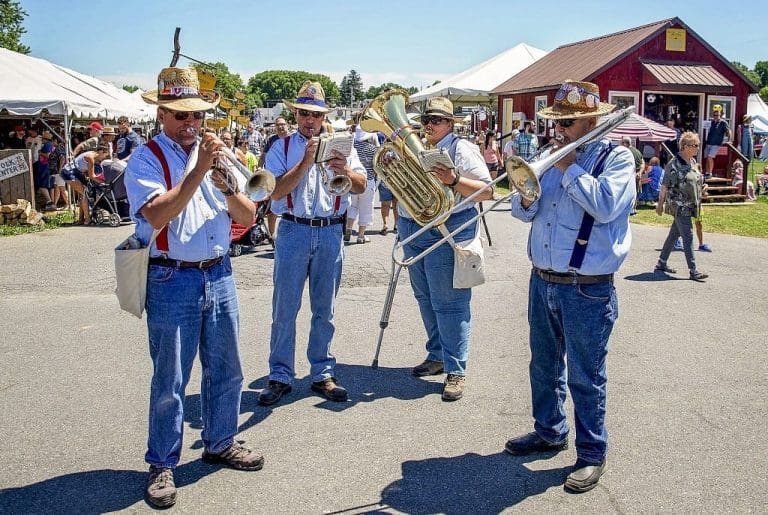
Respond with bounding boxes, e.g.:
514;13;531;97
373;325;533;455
504;156;541;202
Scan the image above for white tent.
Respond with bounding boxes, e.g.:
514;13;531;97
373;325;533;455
409;43;547;104
747;94;768;134
0;47;153;122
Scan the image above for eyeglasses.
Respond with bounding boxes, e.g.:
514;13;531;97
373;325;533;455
556;118;576;128
687;143;700;148
165;110;205;121
297;109;324;119
421;115;447;126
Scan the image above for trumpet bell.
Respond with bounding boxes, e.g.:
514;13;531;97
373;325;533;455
504;156;541;202
246;168;276;202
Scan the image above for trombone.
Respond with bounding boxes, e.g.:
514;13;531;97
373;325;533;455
371;105;635;367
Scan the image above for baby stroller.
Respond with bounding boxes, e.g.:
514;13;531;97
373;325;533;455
86;160;131;227
230;199;274;256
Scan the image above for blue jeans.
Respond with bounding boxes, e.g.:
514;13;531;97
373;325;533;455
528;272;618;464
268;219;343;384
397;208;477;376
145;257;243;468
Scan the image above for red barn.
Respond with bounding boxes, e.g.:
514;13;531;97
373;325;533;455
492;17;758;181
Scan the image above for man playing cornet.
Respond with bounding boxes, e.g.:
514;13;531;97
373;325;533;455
507;80;636;493
125;67;262;508
259;81;366;405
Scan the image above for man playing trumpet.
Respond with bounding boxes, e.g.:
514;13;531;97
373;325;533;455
258;81;366;405
507;80;636;493
125;67;262;508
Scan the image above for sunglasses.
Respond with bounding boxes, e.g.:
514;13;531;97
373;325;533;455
687;143;700;148
297;109;324;119
164;110;205;121
556;118;576;128
421;115;447;125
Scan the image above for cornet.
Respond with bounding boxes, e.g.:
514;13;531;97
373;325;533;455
185;137;276;202
311;129;353;196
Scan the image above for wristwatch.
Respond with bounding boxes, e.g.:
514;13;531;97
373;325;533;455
448;173;461;188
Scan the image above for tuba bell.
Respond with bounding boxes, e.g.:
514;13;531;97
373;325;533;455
360;89;454;226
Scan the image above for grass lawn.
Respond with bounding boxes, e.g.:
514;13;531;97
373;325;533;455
0;209;75;237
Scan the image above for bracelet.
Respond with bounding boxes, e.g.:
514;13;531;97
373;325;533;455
222;188;238;197
448;173;461;188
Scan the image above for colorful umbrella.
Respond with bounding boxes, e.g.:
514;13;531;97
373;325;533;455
606;113;677;142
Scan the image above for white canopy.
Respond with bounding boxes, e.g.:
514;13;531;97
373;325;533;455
409;43;547;104
747;94;768;134
0;47;154;122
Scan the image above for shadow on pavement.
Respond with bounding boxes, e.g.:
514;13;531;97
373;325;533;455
0;460;215;513
378;452;570;514
624;272;680;281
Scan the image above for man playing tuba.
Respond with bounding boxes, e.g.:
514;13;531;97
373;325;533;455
401;97;493;401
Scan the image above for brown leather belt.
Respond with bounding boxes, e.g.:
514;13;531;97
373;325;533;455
149;256;224;269
533;267;613;285
281;213;345;227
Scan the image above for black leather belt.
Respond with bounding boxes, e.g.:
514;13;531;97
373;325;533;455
533;267;613;285
149;256;224;269
281;213;345;227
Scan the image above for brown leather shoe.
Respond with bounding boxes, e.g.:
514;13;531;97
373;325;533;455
441;374;465;401
412;359;444;377
310;377;348;401
146;466;176;508
564;459;606;493
202;441;264;471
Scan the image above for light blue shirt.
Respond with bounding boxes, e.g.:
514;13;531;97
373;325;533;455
398;133;492;220
124;133;238;261
510;139;636;275
264;131;365;217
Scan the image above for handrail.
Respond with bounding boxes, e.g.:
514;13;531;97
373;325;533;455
725;142;749;196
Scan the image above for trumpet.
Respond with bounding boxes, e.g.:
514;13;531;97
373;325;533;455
312;130;353;196
185;138;276;202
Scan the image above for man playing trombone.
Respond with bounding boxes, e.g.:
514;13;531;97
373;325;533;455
258;81;366;405
125;67;262;508
506;81;636;493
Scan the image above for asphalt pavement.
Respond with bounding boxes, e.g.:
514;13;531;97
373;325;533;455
1;205;766;514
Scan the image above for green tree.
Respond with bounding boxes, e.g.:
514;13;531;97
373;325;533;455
339;69;364;106
732;61;761;88
754;61;768;89
247;70;340;107
0;0;30;54
122;85;140;93
760;85;768;104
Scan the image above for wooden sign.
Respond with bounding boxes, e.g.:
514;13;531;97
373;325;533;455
198;69;217;90
219;99;233;109
236;116;250;125
236;103;247;111
0;150;33;207
228;108;240;117
234;91;245;100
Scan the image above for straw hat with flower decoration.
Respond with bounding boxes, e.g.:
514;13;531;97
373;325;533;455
537;80;616;120
142;67;220;112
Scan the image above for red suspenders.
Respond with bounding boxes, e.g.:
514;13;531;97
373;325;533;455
145;139;174;252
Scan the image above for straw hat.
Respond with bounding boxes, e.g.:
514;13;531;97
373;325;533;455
417;97;454;119
101;126;116;135
283;81;331;113
537;80;616;120
142;67;220;112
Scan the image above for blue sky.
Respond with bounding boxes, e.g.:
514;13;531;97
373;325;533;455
19;0;767;91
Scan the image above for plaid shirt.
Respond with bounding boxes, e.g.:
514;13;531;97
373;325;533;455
512;132;539;162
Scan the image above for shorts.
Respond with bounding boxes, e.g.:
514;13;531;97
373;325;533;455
704;145;720;158
52;174;66;187
378;182;394;202
486;162;500;172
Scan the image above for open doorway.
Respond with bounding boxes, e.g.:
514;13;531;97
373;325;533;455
642;91;702;133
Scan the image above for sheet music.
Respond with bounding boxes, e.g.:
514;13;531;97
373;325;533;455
418;148;455;171
315;133;353;163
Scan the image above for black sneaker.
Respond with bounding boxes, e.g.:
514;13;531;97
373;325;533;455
690;270;709;282
504;432;568;456
146;466;176;508
258;380;292;406
654;263;677;274
202;441;264;471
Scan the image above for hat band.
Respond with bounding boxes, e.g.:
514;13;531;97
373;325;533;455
295;97;327;107
158;86;204;101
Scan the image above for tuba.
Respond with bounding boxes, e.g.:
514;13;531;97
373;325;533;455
360;89;454;226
